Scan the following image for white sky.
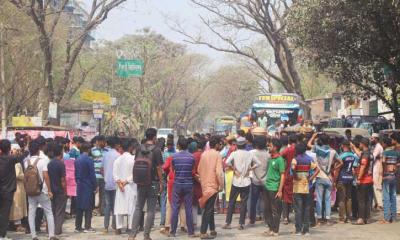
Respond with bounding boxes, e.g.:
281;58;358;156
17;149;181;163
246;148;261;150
83;0;227;61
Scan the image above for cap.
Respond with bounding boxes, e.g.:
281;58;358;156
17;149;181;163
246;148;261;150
236;137;246;146
371;133;379;138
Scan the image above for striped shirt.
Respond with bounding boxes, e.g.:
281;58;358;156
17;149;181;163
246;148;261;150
383;147;400;178
91;147;107;179
172;150;195;185
292;154;317;194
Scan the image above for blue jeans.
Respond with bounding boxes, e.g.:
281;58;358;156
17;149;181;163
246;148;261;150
315;178;332;219
104;190;116;229
294;193;312;234
383;178;397;222
160;183;167;226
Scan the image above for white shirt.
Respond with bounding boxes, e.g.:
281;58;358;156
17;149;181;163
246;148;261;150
113;152;137;215
306;151;317;162
25;152;50;194
226;149;260;187
372;143;383;161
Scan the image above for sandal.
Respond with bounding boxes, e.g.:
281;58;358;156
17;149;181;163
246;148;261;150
263;230;273;236
222;224;231;229
283;219;289;225
379;219;391;224
238;225;244;230
200;233;215;239
352;219;365;225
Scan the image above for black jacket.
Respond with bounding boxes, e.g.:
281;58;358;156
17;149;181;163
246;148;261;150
0;152;29;193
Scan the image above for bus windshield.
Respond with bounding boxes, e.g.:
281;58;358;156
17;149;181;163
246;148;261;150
252;94;302;126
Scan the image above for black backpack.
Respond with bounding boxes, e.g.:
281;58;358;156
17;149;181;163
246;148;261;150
133;145;155;186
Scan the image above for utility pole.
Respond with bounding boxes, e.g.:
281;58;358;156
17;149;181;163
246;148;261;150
0;23;6;139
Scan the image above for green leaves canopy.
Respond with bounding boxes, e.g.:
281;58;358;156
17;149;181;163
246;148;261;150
288;0;400;127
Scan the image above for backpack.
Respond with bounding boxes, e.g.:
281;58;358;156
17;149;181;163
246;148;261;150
133;145;155;186
24;157;43;196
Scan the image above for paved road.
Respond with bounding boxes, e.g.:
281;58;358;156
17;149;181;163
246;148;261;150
8;211;400;240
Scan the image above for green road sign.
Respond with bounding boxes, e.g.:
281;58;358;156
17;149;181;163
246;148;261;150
117;59;144;77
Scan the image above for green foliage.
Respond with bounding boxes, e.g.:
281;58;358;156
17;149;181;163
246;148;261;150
288;0;400;126
82;30;211;134
207;64;260;117
298;65;337;99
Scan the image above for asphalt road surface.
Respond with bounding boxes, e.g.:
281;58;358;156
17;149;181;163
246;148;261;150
7;210;400;240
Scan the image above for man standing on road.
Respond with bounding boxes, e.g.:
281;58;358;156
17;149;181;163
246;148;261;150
371;133;384;210
74;142;97;233
129;128;163;240
307;133;340;225
91;135;107;216
264;139;285;237
0;139;28;240
336;140;357;223
48;143;68;236
249;135;270;225
380;136;399;224
113;138;138;234
160;138;175;232
26;140;57;240
291;143;319;235
198;136;224;239
102;137;121;234
281;135;296;225
354;138;374;225
223;137;259;230
169;137;198;238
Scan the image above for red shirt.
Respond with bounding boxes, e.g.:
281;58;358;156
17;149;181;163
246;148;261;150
359;154;373;185
281;144;295;203
162;156;175;202
162;154;198;202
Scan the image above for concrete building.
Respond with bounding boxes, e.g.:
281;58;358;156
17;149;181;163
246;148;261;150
52;0;95;48
306;93;391;122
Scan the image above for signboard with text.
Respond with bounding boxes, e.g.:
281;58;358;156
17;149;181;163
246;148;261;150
256;94;298;104
253;94;300;110
116;59;144;77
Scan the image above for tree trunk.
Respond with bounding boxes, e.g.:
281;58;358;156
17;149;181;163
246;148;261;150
393;107;400;129
391;87;400;129
38;35;54;119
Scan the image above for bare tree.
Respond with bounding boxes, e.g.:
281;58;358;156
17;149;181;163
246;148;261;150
173;0;310;116
8;0;127;111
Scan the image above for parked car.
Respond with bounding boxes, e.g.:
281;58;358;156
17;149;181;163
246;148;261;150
157;128;175;140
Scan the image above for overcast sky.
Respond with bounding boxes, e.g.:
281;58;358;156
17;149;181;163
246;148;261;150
83;0;226;61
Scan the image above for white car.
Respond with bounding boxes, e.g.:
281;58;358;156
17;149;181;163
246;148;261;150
157;128;175;140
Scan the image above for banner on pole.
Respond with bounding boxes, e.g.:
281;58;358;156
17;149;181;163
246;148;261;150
48;102;58;119
12;116;42;127
80;89;112;105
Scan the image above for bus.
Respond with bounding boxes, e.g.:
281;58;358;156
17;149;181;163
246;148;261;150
251;93;303;127
214;116;236;136
240;116;252;133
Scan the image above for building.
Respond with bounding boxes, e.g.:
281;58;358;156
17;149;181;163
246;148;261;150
306;93;392;122
60;105;98;140
52;0;95;48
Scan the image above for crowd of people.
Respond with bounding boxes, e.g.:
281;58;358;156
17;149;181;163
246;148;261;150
0;127;399;240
